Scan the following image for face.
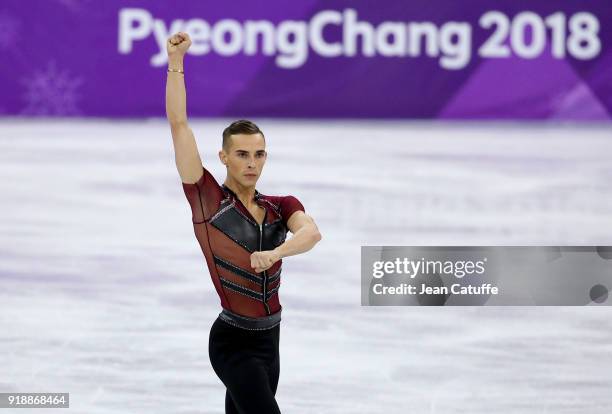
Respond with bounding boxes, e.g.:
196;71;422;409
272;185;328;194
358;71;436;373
219;133;267;187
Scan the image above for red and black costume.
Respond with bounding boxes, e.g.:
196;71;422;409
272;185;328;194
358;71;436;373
182;165;305;330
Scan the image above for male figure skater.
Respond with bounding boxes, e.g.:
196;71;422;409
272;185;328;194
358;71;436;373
165;32;322;414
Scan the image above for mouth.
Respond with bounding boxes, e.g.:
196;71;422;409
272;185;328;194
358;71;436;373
244;173;257;178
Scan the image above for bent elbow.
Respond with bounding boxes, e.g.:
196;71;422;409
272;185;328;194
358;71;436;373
311;229;322;243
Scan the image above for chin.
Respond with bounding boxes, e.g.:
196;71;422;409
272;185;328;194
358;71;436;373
241;177;258;185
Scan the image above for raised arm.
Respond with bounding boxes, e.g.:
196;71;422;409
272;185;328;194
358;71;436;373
165;32;203;184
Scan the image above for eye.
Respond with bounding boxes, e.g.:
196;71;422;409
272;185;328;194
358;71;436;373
238;153;248;158
256;153;265;158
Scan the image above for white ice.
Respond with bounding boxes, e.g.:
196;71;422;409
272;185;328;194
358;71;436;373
1;119;611;413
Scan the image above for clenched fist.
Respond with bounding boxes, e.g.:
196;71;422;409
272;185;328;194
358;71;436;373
167;32;192;57
250;250;281;273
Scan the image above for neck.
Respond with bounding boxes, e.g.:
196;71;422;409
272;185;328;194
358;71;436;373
223;176;257;205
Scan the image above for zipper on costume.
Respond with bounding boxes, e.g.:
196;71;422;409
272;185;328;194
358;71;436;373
260;223;270;315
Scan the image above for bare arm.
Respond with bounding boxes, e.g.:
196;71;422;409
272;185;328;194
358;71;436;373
250;211;322;273
165;32;203;184
275;211;322;259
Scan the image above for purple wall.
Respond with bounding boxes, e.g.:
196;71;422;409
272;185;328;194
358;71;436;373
1;1;611;119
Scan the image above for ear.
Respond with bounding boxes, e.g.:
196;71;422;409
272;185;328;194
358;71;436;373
218;150;227;166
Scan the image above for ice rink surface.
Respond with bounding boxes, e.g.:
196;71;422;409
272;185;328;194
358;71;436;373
1;119;611;413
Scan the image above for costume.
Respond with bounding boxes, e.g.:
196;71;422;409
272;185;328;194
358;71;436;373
182;165;304;413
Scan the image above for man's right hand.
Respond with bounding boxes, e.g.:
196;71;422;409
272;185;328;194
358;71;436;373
167;32;192;57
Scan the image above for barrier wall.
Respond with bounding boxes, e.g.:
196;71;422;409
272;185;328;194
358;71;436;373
1;1;611;119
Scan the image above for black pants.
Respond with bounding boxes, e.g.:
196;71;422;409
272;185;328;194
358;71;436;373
209;317;281;414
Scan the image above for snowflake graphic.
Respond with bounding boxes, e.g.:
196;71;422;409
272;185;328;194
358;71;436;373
0;12;21;50
20;60;84;116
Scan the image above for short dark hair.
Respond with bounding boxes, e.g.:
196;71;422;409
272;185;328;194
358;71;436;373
222;119;265;151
